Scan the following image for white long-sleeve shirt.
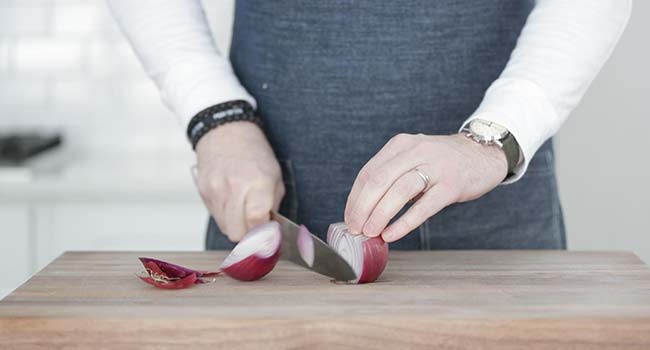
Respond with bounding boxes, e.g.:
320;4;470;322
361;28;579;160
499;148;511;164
108;0;631;182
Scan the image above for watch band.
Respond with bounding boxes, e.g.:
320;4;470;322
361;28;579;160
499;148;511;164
500;132;520;177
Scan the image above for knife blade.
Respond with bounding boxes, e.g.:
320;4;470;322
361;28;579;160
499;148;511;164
271;211;357;281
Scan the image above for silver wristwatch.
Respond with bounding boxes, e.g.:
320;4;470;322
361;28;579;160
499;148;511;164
462;119;521;177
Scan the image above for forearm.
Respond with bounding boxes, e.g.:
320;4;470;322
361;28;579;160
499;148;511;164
462;0;632;182
107;0;255;129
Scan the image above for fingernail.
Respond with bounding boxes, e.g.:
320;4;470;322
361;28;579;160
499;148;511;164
381;230;395;242
363;221;376;237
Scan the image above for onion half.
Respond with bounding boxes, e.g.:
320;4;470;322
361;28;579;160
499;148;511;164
327;222;389;284
220;221;282;281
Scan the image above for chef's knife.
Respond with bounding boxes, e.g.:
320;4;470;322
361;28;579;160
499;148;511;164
271;211;356;281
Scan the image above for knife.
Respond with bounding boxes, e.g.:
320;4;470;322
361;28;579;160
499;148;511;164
271;211;357;281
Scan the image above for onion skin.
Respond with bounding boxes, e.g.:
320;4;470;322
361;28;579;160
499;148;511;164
357;236;389;284
139;257;222;281
220;221;282;282
136;258;222;289
221;252;280;281
137;272;198;289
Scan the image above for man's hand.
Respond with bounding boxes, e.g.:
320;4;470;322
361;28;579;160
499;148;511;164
344;133;507;243
195;122;284;242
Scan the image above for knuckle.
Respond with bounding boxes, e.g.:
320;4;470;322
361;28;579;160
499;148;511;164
390;133;413;147
368;170;387;187
347;207;365;230
357;167;373;185
412;140;433;154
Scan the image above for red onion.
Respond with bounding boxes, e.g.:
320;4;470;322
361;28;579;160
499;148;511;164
220;221;282;281
327;222;389;283
136;257;222;289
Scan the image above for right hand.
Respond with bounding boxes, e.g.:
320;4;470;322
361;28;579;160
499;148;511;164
195;121;285;242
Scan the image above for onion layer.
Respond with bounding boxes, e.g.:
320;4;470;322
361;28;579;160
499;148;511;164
327;222;389;283
136;257;222;289
220;221;282;281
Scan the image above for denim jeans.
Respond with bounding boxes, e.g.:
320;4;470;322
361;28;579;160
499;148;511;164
206;0;566;250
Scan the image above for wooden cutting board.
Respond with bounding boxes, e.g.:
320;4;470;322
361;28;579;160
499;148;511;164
1;251;650;349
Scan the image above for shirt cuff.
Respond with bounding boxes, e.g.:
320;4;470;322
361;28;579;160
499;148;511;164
459;77;560;184
157;59;256;129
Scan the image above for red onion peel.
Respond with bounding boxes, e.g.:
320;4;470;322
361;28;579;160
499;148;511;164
136;257;222;289
327;222;389;284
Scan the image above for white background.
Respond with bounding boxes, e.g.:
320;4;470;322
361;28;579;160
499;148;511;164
0;0;648;298
555;0;649;265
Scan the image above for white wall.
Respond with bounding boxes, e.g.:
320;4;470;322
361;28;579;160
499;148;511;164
0;0;192;158
555;1;650;263
0;0;210;299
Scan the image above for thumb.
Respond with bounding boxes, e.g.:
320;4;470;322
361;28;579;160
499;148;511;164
244;184;275;230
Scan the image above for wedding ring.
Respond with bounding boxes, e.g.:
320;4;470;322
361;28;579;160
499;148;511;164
413;168;431;193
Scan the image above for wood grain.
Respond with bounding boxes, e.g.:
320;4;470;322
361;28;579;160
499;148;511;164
1;251;649;349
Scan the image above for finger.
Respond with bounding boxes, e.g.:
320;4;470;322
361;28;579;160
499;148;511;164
244;181;275;230
196;175;234;241
219;186;248;242
344;134;416;225
346;151;424;235
272;180;286;212
362;166;435;237
380;184;456;243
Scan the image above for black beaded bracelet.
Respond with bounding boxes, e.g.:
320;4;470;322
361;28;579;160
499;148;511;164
187;100;262;149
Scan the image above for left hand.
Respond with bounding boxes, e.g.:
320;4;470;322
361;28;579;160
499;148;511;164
344;133;508;243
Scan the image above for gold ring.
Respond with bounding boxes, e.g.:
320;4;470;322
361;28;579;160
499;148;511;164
413;168;431;193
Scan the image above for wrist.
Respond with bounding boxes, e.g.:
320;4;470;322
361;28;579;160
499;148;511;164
460;118;520;179
195;120;266;155
452;133;508;180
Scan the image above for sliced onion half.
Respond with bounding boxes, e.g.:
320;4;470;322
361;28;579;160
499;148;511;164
327;222;389;284
220;221;282;281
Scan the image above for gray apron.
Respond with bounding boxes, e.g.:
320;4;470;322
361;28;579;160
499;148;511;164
206;0;566;250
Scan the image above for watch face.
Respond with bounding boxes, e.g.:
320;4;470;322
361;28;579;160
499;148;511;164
469;119;508;142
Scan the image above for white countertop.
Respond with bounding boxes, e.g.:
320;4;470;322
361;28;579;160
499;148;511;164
0;150;201;202
0;288;12;300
